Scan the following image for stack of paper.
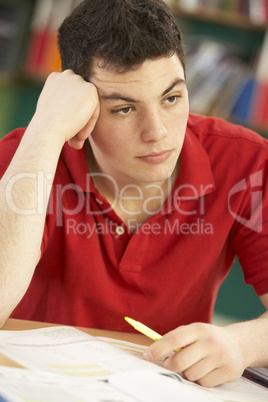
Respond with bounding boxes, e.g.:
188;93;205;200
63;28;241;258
0;326;267;401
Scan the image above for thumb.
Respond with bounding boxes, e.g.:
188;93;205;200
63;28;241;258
68;104;100;150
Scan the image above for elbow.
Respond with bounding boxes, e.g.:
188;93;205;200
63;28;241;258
0;315;8;329
0;306;13;329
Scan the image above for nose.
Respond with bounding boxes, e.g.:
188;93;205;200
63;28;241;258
140;109;168;142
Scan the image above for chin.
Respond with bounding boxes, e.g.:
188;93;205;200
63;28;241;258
135;165;177;184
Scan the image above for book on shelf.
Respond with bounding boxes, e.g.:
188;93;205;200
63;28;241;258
23;0;54;78
255;29;268;82
0;1;32;80
189;55;244;116
230;28;268;131
209;65;248;120
248;0;267;25
183;30;268;133
24;0;77;79
169;0;268;24
229;75;257;124
249;81;268;129
185;38;251;119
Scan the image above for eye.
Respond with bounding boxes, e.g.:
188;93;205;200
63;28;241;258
112;107;133;116
164;95;179;105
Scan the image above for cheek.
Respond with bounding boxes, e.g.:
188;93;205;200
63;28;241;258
174;105;189;135
168;114;187;139
90;119;127;157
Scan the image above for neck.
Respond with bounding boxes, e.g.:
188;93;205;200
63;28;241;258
85;141;180;229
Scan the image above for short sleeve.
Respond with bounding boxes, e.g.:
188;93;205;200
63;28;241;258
232;155;268;295
0;128;25;179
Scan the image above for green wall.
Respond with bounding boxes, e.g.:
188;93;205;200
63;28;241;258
0;82;41;138
215;258;266;321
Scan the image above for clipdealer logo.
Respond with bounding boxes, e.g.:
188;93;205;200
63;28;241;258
228;170;263;233
5;169;265;234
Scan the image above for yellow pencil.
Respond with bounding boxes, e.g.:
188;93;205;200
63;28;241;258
124;317;181;352
125;317;163;341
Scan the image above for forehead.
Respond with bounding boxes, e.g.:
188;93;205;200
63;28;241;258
90;55;185;99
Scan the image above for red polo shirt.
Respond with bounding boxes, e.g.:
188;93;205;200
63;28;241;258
1;114;267;334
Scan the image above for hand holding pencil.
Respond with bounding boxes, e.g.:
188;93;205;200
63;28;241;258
125;317;247;388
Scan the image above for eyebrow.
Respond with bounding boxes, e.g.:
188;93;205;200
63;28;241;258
100;78;186;103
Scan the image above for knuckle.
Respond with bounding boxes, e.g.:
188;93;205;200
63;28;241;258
205;334;218;348
173;351;188;370
164;355;183;373
47;71;58;81
62;68;73;75
191;322;206;334
147;342;161;358
184;368;199;382
163;355;181;373
197;377;214;388
166;332;179;346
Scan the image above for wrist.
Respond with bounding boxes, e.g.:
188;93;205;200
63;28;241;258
27;115;66;151
226;314;268;368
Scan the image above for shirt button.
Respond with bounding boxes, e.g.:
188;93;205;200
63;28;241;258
115;226;125;236
95;198;103;205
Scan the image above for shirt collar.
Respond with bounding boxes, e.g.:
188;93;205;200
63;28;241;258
61;125;216;201
61;143;99;195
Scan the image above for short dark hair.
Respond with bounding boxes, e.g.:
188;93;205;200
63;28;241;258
57;0;186;80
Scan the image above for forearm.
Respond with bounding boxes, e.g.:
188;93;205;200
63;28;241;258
0;71;99;326
226;310;268;369
0;118;64;325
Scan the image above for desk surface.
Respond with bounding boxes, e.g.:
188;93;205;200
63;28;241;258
0;318;152;369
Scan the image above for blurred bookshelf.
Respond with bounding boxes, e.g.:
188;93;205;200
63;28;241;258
167;0;268;137
169;0;268;31
1;0;268;137
0;0;81;138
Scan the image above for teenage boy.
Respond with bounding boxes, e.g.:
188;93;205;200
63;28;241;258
0;0;267;387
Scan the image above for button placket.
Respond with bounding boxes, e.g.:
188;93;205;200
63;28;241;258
115;226;125;236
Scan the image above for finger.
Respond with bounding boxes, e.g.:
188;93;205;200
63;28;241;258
68;106;100;150
68;137;86;150
182;356;217;383
162;340;207;374
196;361;244;388
196;368;231;388
143;325;198;362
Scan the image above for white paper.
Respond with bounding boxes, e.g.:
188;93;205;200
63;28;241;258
0;326;169;379
101;337;268;401
0;327;267;402
0;366;137;402
208;376;268;402
110;370;221;402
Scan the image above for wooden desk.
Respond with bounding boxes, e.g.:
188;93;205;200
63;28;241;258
0;318;152;369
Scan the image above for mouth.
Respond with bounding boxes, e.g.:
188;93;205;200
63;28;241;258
136;150;173;164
